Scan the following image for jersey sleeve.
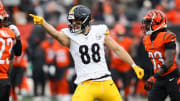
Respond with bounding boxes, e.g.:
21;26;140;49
104;26;110;35
104;25;110;35
97;24;109;35
163;32;176;43
61;28;71;38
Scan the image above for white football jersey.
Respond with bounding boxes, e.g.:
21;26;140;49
62;24;111;84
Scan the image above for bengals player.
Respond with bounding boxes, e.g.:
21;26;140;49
0;2;22;101
41;35;70;101
143;10;180;101
10;39;28;101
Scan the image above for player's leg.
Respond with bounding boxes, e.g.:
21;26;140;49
56;79;70;101
148;80;167;101
72;80;94;101
13;67;24;101
0;85;11;101
49;80;56;96
18;76;30;95
167;77;180;101
100;79;123;101
0;79;11;101
121;71;131;101
10;67;23;101
15;67;25;86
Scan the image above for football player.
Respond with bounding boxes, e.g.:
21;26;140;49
0;2;22;58
10;39;28;101
29;5;144;101
143;10;180;101
0;2;22;101
40;35;70;101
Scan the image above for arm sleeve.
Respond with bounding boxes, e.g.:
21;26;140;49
13;40;22;56
165;41;176;49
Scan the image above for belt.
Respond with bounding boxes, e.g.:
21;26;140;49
88;74;111;80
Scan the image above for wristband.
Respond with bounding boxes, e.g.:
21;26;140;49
131;64;136;68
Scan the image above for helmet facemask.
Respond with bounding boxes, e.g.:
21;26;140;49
142;10;167;36
67;5;91;34
68;19;83;34
2;11;9;27
142;15;155;36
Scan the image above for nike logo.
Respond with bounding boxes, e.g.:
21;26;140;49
169;78;175;82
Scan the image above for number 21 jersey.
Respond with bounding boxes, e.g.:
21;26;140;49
62;24;111;84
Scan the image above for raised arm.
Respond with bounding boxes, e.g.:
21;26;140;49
105;34;144;79
29;14;70;47
9;25;22;56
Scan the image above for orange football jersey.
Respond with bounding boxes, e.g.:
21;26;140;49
41;40;57;64
0;27;15;79
41;40;70;67
143;32;177;76
53;40;70;68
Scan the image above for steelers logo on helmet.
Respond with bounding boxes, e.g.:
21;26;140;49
67;5;91;34
142;10;167;35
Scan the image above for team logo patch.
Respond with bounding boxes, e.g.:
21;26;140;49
96;34;102;40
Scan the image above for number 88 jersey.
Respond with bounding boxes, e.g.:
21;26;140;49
62;24;111;84
143;31;177;76
0;27;15;79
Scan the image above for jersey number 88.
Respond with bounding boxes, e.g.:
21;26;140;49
79;43;101;64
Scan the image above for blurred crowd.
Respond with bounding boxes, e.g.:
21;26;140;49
2;0;180;101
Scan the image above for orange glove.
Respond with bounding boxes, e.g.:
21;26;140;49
29;14;44;24
132;64;144;79
144;76;157;91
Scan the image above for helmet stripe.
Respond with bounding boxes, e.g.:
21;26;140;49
159;12;163;24
154;10;163;25
70;6;78;15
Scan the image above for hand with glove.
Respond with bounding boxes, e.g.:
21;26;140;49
29;14;44;25
9;24;20;39
144;75;157;91
132;64;144;79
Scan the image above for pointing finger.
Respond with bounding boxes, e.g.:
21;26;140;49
29;14;36;18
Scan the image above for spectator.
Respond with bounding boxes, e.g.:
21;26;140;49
166;0;180;24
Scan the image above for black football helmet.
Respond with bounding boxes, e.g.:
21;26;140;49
67;5;91;33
